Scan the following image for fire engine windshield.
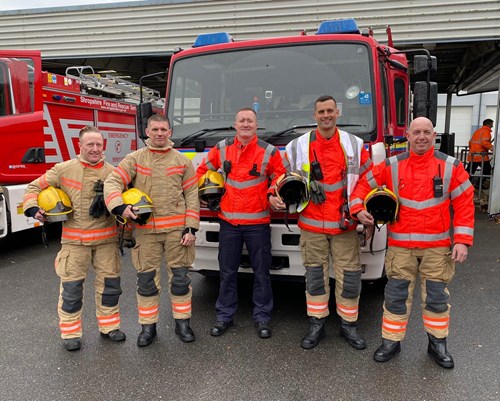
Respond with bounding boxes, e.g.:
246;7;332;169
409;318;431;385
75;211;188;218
168;42;375;145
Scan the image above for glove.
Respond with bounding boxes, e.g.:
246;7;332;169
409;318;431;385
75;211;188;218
309;180;326;204
89;180;108;218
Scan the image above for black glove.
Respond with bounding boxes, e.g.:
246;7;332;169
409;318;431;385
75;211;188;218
24;206;40;218
89;180;108;218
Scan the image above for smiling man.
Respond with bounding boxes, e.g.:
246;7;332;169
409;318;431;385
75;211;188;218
104;114;200;347
285;95;373;350
197;108;287;339
352;116;475;368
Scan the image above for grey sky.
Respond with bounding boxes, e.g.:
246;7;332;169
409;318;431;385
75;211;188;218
0;0;141;11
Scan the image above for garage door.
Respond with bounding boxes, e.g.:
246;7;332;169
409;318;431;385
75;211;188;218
436;106;473;147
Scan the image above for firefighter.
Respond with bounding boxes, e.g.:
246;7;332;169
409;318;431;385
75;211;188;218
196;108;287;339
351;117;474;369
23;126;125;351
104;114;199;347
465;118;494;187
284;95;373;350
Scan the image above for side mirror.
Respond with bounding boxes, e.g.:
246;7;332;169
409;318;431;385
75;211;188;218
413;81;438;126
413;55;437;75
137;102;153;139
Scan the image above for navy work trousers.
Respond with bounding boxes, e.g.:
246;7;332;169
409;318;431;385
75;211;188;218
215;220;273;323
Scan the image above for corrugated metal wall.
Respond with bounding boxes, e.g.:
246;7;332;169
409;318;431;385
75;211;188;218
1;0;499;57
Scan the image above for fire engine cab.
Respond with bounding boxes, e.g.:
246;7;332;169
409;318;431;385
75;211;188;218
0;50;161;238
143;18;437;281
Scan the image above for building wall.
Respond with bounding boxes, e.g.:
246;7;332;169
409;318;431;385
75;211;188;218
0;0;499;58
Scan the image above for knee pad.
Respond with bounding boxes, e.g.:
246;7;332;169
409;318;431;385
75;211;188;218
137;271;159;297
102;277;122;307
340;269;362;299
425;280;449;313
384;278;410;315
61;279;85;313
171;267;191;296
305;265;326;296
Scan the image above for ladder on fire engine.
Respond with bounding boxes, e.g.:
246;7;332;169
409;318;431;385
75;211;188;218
65;66;163;107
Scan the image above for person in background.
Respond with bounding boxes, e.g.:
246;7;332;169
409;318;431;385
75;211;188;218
352;116;474;369
466;118;494;187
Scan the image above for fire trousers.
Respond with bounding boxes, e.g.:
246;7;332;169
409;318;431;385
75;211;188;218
131;231;195;324
216;220;273;323
300;229;362;322
54;242;122;339
381;246;455;341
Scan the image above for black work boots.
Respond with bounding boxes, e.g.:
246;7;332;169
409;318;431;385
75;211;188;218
340;319;366;350
137;323;157;347
175;318;195;343
373;339;401;362
427;333;454;369
301;317;326;349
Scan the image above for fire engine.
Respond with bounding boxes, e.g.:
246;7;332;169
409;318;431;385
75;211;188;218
141;18;437;281
0;50;162;239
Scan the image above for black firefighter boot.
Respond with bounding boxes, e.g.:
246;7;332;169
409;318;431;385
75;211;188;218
301;317;326;350
175;318;195;343
137;323;157;347
373;339;401;362
340;319;366;350
427;333;454;369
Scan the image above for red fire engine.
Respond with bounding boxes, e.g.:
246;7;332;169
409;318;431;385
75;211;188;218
0;50;161;238
142;18;437;280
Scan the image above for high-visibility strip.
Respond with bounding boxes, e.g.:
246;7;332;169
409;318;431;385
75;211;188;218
182;175;198;190
135;164;151;176
105;191;123;207
388;231;450;242
185;209;200;220
399;196;448;210
115;166;131;185
337;303;358;317
39;174;49;189
166;165;186;176
23;193;38;203
61;177;82;190
450;180;473;199
220;210;270;221
359;158;373;175
97;313;121;327
62;226;118;242
299;215;341;229
454;226;474;236
306;301;328;314
172;301;192;314
137;215;185;230
226;175;267;189
423;314;449;329
60;320;82;334
138;305;159;318
382;317;407;333
322;180;344;193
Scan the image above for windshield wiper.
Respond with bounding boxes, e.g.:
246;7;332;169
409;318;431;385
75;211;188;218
179;127;235;146
266;124;317;140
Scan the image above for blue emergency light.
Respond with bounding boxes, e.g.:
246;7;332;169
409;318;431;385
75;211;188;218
316;19;360;35
193;32;234;48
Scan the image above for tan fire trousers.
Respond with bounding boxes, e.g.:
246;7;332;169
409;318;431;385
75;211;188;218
381;246;455;341
55;242;122;339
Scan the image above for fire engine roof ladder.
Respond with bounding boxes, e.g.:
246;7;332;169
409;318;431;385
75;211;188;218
65;66;162;106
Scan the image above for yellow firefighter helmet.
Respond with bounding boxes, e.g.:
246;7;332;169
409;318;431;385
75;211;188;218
276;171;309;210
122;188;154;224
364;186;399;225
38;186;73;222
198;170;225;211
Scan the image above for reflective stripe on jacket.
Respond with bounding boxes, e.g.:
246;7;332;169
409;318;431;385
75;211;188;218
23;157;118;245
104;141;200;234
350;148;474;248
197;135;287;225
467;125;493;162
286;129;372;235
